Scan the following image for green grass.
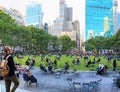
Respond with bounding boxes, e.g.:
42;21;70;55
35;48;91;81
14;55;120;71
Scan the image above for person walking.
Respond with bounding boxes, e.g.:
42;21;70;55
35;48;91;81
3;46;19;92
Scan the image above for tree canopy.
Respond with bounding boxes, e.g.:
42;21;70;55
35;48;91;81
0;10;76;54
83;29;120;51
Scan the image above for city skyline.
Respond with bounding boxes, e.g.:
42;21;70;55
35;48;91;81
0;0;120;25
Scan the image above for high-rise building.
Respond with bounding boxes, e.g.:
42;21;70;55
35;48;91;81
9;8;25;26
117;12;120;29
59;0;67;19
72;20;81;51
85;0;114;40
49;0;74;40
26;2;43;28
0;5;25;26
59;0;73;31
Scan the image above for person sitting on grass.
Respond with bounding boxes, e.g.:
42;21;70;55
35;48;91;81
53;59;57;68
47;63;54;73
64;62;70;73
96;57;101;62
86;60;91;67
31;56;35;67
72;59;76;65
25;60;30;66
96;64;104;75
39;64;47;72
77;58;80;65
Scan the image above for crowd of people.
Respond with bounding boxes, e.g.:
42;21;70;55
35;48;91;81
38;52;120;76
39;57;70;74
1;47;120;92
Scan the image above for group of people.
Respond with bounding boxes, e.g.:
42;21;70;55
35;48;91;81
40;57;70;74
72;58;80;65
40;58;57;73
1;46;119;92
0;46;38;92
25;56;36;68
96;64;108;75
39;63;53;73
86;57;101;67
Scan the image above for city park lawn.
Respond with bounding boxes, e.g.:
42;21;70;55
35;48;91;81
14;55;120;71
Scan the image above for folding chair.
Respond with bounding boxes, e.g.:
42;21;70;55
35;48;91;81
89;79;102;92
82;83;90;92
67;78;75;91
73;82;82;92
67;78;82;92
89;81;98;92
96;79;102;90
111;78;118;91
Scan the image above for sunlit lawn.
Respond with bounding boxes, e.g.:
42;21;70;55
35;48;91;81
14;55;120;71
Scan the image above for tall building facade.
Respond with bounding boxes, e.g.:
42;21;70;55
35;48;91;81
0;5;25;26
117;12;120;29
9;8;25;26
59;0;73;31
26;2;43;28
85;0;114;40
49;0;75;41
72;21;81;51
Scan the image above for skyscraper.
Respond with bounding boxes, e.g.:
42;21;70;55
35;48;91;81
59;0;73;31
117;12;120;29
85;0;114;40
48;0;75;41
26;2;43;28
0;5;25;26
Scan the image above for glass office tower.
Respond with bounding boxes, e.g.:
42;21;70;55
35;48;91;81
117;12;120;29
85;0;114;40
26;2;43;28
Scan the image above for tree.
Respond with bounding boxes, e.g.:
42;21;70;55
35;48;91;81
113;29;120;49
59;35;76;51
48;35;59;52
0;10;17;47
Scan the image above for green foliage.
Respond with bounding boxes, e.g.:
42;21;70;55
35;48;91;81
0;10;76;53
84;29;120;51
59;35;76;51
0;10;17;46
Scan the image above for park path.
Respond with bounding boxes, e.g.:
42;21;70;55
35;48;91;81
0;67;120;92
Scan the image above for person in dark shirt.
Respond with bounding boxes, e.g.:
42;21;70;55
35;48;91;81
54;59;57;66
86;60;91;67
64;62;70;73
23;70;37;85
39;64;47;72
3;46;19;92
113;59;117;71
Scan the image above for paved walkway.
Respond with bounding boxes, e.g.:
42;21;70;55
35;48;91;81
0;68;120;92
0;84;32;92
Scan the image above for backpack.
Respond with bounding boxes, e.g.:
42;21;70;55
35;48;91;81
0;55;10;77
